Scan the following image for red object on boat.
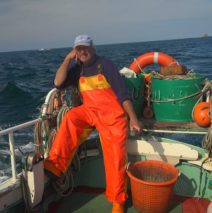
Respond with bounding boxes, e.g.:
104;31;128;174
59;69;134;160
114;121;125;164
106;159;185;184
127;160;179;213
193;102;211;127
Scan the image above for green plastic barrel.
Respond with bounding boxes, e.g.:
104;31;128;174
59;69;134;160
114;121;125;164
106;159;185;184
151;74;204;122
123;74;144;118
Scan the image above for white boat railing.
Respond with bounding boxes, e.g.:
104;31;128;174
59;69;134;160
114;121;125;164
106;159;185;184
0;118;42;183
0;88;58;185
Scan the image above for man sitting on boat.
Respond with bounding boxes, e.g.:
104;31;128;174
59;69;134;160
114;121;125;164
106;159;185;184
44;34;141;213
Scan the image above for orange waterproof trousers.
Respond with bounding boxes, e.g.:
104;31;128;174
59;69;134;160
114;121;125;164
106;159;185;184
45;74;128;204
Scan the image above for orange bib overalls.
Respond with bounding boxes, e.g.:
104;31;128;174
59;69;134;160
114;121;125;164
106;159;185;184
45;66;128;204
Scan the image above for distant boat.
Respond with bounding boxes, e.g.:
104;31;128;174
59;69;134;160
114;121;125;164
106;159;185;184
202;33;209;38
38;48;50;51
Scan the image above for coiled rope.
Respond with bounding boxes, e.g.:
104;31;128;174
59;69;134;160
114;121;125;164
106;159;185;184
202;87;212;156
151;91;201;103
151;70;197;80
45;128;57;157
202;127;212;155
52;167;74;197
198;81;212;198
56;106;72;130
199;125;212;198
33;87;82;197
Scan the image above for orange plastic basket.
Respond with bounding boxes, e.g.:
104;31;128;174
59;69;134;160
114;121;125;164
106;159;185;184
127;160;179;213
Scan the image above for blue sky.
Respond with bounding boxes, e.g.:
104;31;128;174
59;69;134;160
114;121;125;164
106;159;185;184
0;0;212;52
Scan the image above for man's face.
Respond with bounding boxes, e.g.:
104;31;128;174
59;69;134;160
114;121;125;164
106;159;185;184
75;45;95;65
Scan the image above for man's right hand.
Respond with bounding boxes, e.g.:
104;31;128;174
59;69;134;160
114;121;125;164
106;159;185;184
54;49;76;88
65;49;77;61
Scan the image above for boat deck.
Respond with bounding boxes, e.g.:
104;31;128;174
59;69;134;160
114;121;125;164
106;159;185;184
48;190;180;212
44;155;210;213
47;187;210;213
4;150;211;213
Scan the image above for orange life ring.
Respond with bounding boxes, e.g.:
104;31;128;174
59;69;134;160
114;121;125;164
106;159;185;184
129;52;177;73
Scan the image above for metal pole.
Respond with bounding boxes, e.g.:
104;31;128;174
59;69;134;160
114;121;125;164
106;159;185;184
0;118;41;137
8;132;17;182
143;128;207;135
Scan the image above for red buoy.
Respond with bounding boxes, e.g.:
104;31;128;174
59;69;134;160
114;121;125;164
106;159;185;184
193;102;211;127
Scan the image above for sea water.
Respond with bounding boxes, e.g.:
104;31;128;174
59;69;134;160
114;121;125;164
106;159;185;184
0;37;212;182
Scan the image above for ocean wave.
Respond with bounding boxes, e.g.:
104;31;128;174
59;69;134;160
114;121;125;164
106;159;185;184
0;81;41;125
0;81;31;96
0;81;32;113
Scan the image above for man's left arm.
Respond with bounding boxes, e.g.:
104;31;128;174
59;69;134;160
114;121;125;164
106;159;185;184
122;100;142;133
102;58;142;133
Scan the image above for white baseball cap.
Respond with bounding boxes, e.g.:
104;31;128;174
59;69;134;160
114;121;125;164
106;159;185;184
73;35;93;48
